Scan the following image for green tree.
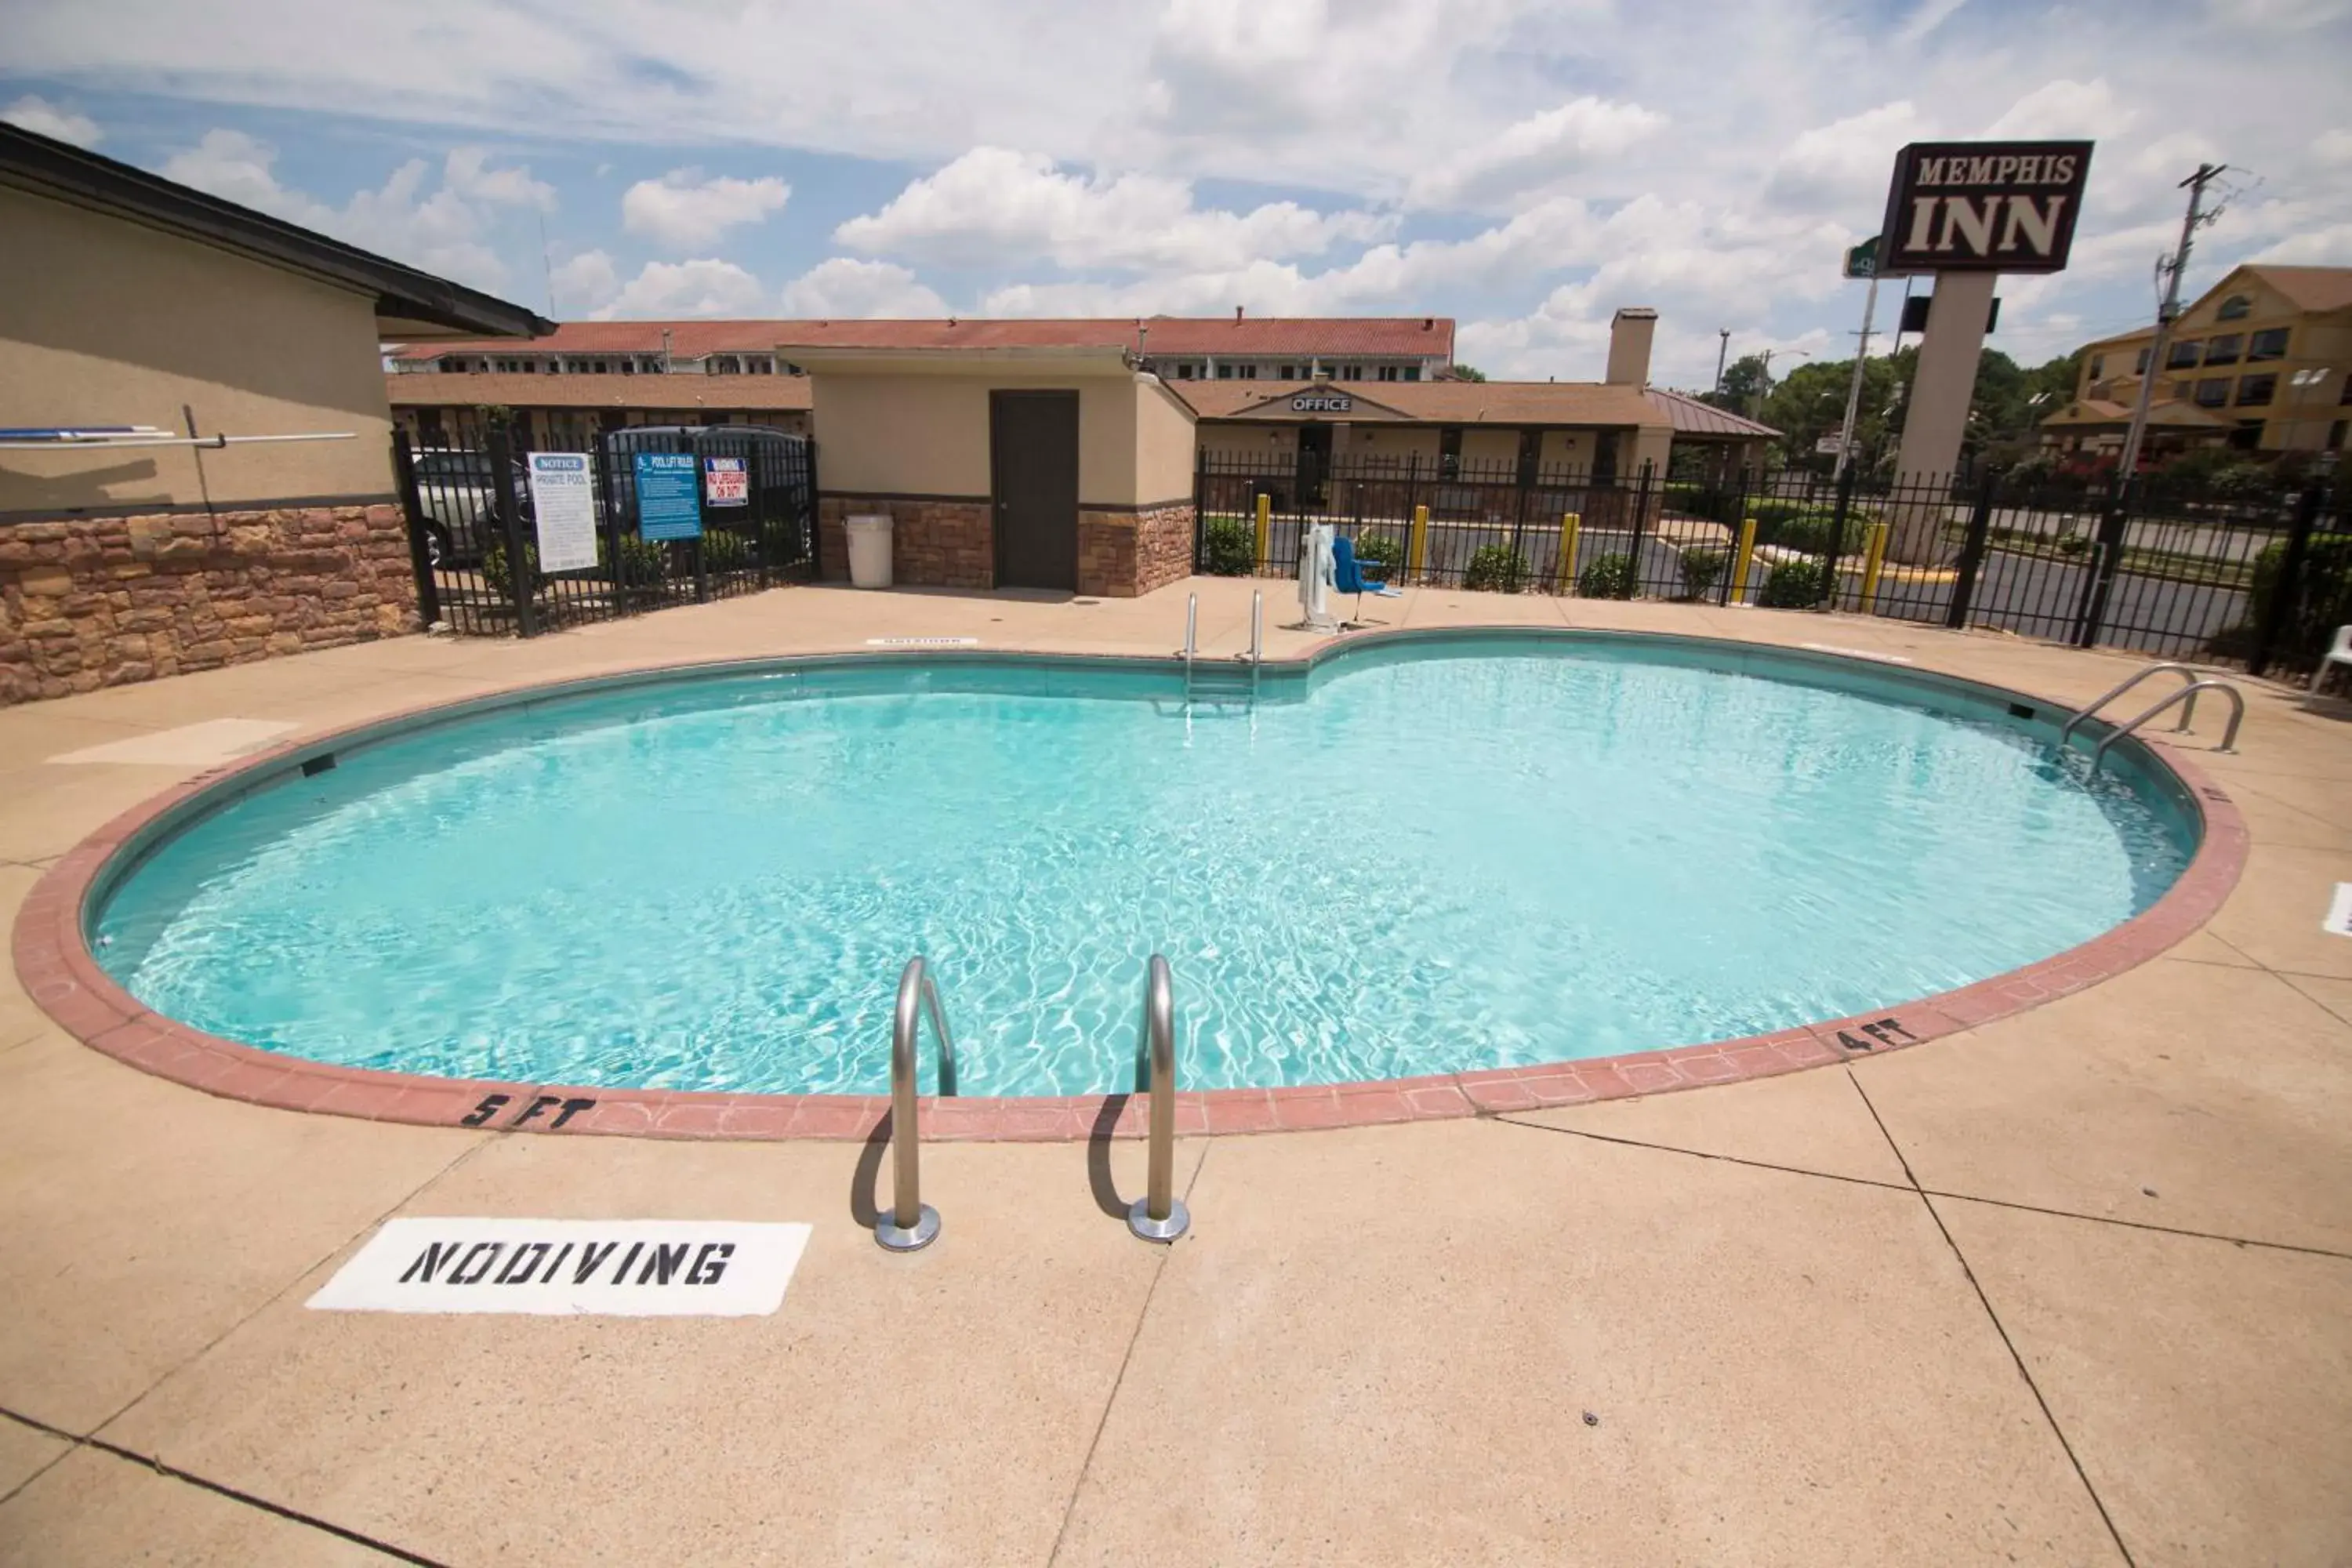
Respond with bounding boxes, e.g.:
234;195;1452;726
1700;353;1773;414
1447;363;1488;382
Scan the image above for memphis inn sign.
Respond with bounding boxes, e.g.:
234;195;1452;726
1876;140;2093;275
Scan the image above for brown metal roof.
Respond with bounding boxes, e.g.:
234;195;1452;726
2038;397;2231;430
1643;387;1781;440
2240;265;2352;314
392;314;1456;362
385;372;811;412
1175;379;1666;428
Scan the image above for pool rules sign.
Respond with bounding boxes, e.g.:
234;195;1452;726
308;1219;811;1316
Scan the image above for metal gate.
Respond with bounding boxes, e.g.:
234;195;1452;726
395;421;818;636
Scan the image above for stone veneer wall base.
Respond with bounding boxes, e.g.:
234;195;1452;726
2;505;419;706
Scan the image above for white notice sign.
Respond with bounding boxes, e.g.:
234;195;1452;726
527;452;599;573
307;1218;811;1316
2325;883;2352;938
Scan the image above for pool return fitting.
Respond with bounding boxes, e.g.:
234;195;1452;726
874;953;1189;1251
874;956;957;1252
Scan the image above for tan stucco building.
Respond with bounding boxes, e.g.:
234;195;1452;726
0;121;544;702
2042;263;2352;462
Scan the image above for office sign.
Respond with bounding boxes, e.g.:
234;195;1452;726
1876;140;2092;276
634;451;703;540
524;452;598;573
703;456;749;508
1291;394;1352;413
307;1218;811;1316
1844;236;1878;279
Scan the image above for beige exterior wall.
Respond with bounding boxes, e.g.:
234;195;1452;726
1461;428;1522;466
1632;426;1675;477
1350;426;1441;467
1540;430;1592;467
1200;421;1298;463
1134;376;1199;504
0;186;397;515
810;364;1167;506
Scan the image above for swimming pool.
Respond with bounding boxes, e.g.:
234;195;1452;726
89;633;2198;1098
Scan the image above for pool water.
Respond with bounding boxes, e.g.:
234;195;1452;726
94;638;2195;1095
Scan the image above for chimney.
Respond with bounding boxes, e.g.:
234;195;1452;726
1235;305;1244;322
1606;307;1657;387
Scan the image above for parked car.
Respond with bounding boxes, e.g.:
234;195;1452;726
409;448;528;565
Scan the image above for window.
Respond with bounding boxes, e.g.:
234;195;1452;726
2216;294;2251;321
2236;373;2277;407
1240;364;1258;379
1403;365;1421;382
2194;378;2230;408
2089;354;2104;380
2330;419;2347;452
2166;339;2201;369
746;357;773;374
2249;327;2289;361
1438;426;1463;480
2229;419;2263;451
711;355;741;375
2135;347;2151;374
2202;334;2242;366
2341;374;2352;405
1276;364;1296;380
1378;365;1401;381
1341;364;1364;381
1215;363;1232;379
1174;363;1195;379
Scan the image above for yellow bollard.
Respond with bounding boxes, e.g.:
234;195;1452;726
1555;512;1582;594
1254;493;1272;574
1858;521;1890;613
1730;517;1759;604
1406;503;1429;581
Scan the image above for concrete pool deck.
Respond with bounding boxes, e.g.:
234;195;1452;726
1;577;2348;1565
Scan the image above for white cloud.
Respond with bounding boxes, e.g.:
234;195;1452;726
1404;97;1666;210
444;146;555;210
2247;223;2352;266
1894;0;1971;44
1769;103;1925;205
621;169;789;251
2312;129;2352;165
2;93;101;147
597;258;768;318
1984;78;2131;140
550;249;620;315
835;147;1389;272
777;258;948;318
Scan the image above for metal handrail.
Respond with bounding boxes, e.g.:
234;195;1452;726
2091;680;2245;773
875;956;958;1253
1128;953;1190;1243
1182;592;1197;663
2059;662;2204;746
1247;590;1263;695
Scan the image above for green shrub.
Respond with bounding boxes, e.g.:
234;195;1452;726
1758;558;1829;608
2217;532;2352;662
1577;551;1636;600
1763;507;1871;557
607;533;668;586
1746;497;1809;532
2054;532;2091;557
1352;532;1405;572
481;541;539;598
703;529;754;572
1465;544;1530;593
1678;546;1727;600
1202;517;1256;575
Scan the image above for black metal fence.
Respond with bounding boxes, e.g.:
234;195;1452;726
1194;451;2348;680
395;420;818;637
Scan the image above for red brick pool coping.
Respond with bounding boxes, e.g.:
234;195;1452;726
11;639;2252;1143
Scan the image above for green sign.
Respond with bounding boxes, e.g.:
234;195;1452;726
1844;237;1878;279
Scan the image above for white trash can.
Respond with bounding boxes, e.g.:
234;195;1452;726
844;514;894;589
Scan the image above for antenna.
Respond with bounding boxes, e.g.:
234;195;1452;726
539;215;554;315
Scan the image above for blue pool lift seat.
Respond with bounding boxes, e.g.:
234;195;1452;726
1332;535;1400;624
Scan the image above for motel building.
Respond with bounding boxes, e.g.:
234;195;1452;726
2039;263;2352;463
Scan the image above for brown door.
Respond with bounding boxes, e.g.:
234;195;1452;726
991;390;1080;590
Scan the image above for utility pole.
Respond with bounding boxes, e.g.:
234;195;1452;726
1832;276;1880;481
2118;162;2226;479
1714;329;1730;392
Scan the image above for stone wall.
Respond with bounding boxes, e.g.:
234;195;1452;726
817;496;993;590
1078;503;1196;598
1;505;418;706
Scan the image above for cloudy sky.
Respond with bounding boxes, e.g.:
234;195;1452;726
5;0;2348;387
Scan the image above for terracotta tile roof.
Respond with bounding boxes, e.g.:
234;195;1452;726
390;315;1456;361
384;372;811;412
2240;265;2352;314
1174;379;1665;427
1644;387;1782;439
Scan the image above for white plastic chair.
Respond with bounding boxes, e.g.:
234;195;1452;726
2312;626;2352;699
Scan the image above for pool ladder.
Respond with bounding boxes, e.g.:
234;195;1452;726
1180;590;1262;704
875;953;1189;1251
2058;661;2244;773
